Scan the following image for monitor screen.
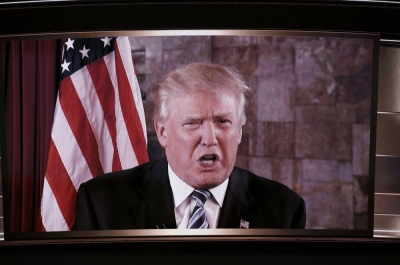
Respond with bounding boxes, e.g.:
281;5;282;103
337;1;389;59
0;30;379;241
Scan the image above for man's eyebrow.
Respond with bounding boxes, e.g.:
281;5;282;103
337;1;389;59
182;116;203;121
182;112;235;121
213;111;234;118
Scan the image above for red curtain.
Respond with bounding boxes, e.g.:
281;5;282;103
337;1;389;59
2;40;61;233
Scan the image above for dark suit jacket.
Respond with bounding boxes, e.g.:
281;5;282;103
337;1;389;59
73;157;306;230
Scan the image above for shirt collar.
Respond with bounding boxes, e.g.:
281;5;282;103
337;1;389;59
168;163;229;208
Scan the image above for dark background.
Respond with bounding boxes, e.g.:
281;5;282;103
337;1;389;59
0;0;399;263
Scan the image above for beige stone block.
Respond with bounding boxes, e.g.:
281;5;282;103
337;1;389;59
335;77;371;124
352;124;370;176
324;38;373;77
257;78;294;122
246;122;255;156
336;122;353;161
267;122;294;157
355;99;371;124
249;157;272;180
295;122;336;159
271;158;294;189
301;159;352;183
235;155;249;170
247;122;269;157
129;36;163;74
336;103;356;123
354;213;368;230
212;36;260;47
295;106;335;123
132;50;146;74
147;134;165;162
336;76;371;104
354;176;369;214
137;73;164;102
338;162;353;183
294;39;336;105
244;75;258;123
162;47;211;74
160;36;212;74
258;36;273;45
212;46;258;81
295;106;354;161
237;133;249;156
258;43;295;79
255;122;266;156
162;36;211;50
143;101;155;134
295;76;336;105
294;37;372;80
299;182;354;229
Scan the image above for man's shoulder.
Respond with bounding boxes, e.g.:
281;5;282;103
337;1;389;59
233;166;302;202
231;167;306;229
79;158;167;192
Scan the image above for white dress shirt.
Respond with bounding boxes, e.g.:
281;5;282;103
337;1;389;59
168;164;229;229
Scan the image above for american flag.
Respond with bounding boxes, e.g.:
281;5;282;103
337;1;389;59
40;37;149;231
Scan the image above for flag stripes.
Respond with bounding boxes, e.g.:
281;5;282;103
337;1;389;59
58;78;104;179
52;96;94;187
70;66;114;174
40;37;148;231
86;58;122;172
115;42;148;165
103;53;139;169
44;140;77;228
41;178;69;231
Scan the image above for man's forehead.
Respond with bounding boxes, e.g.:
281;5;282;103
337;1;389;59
174;90;238;105
176;100;239;121
164;89;243;121
171;88;240;102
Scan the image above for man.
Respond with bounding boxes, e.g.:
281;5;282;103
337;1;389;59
73;63;306;230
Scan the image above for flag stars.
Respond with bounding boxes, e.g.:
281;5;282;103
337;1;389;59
79;45;90;59
100;37;112;47
61;59;71;73
65;38;75;51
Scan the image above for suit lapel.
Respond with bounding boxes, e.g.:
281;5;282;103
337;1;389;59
218;168;255;228
129;160;256;229
131;158;177;229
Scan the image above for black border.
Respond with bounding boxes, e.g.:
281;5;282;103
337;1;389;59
0;2;399;36
0;1;393;245
1;30;379;243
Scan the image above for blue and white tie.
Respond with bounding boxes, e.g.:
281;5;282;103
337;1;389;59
187;189;211;229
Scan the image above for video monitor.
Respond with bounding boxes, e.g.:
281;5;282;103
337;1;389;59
0;30;379;241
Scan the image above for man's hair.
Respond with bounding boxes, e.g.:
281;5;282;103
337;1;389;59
153;63;251;125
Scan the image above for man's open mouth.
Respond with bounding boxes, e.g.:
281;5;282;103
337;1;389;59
199;155;218;165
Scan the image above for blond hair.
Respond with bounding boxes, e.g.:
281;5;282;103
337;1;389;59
153;63;250;125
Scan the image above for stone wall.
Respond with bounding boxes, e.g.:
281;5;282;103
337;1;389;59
129;35;372;229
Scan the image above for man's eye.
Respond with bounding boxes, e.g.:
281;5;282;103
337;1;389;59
184;122;200;129
218;119;230;125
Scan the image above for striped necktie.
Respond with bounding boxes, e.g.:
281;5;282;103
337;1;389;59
187;189;211;229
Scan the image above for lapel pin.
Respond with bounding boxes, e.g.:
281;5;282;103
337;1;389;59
240;219;249;229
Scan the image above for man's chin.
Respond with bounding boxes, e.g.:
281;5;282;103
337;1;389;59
190;173;228;189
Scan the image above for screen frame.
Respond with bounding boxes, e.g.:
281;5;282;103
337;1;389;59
0;29;380;242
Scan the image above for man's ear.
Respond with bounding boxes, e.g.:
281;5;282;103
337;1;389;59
154;121;167;148
237;125;243;145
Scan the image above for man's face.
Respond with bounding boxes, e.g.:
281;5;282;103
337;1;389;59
155;90;243;189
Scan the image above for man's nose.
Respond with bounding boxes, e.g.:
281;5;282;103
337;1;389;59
201;122;218;146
